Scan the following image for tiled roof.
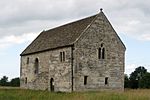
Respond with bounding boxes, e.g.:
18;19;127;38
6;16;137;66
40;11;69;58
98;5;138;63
21;14;98;55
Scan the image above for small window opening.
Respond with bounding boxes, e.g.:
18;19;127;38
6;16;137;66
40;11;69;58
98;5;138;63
60;52;63;62
84;76;88;85
60;51;65;62
102;48;105;59
98;43;105;60
25;77;27;84
105;77;108;85
98;48;101;59
27;57;29;64
63;52;65;61
34;58;39;74
101;43;103;47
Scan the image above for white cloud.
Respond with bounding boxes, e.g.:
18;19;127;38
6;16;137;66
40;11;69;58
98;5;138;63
139;34;150;41
0;0;150;41
0;33;38;49
125;64;150;75
0;0;150;78
125;64;137;75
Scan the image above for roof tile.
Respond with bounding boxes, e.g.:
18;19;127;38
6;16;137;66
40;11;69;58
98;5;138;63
21;14;97;55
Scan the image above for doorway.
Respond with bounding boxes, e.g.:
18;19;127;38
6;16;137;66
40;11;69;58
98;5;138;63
50;78;54;92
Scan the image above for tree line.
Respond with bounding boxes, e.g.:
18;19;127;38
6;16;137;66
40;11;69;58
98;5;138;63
125;66;150;89
0;66;150;88
0;76;20;87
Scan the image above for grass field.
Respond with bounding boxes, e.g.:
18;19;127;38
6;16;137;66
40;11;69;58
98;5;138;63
0;88;150;100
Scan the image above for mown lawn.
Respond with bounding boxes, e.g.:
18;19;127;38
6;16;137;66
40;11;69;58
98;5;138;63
0;88;150;100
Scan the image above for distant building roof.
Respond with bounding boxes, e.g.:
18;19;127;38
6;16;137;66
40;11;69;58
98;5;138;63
21;14;98;56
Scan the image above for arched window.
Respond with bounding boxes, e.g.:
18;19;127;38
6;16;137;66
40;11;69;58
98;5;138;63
60;51;65;62
34;58;39;74
98;43;105;60
98;48;101;59
102;48;105;59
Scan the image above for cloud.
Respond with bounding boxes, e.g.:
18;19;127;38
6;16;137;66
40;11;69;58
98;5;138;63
139;34;150;41
0;33;38;49
0;0;149;78
0;0;79;27
125;64;137;75
97;0;150;41
0;0;149;41
125;63;150;75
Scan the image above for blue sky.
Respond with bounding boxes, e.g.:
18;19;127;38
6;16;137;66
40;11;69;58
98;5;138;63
0;0;150;79
119;33;150;74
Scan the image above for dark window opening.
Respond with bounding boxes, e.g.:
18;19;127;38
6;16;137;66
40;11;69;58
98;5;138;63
63;52;65;61
34;58;39;74
105;77;108;85
50;78;54;92
60;52;63;62
98;43;105;60
84;76;88;85
27;57;29;64
60;51;65;62
102;48;105;59
101;43;103;47
98;48;101;59
25;77;27;84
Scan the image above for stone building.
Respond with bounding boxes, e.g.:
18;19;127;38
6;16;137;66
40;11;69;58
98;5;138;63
20;9;126;92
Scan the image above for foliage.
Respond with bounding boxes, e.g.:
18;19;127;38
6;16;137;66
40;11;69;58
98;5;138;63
139;72;150;88
124;74;129;88
0;76;20;87
124;66;150;89
129;66;147;89
10;77;20;87
0;76;9;86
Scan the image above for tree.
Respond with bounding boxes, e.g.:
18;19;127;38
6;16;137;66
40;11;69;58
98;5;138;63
0;76;9;86
139;72;150;88
129;66;147;89
10;77;20;87
124;74;130;88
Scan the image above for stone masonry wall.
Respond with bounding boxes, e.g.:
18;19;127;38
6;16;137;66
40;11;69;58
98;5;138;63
20;12;125;92
73;13;125;91
20;47;72;92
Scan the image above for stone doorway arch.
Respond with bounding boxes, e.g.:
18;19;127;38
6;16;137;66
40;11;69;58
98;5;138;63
50;78;54;92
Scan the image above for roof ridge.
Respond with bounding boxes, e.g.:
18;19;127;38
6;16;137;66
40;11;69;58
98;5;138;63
21;13;98;56
45;14;98;33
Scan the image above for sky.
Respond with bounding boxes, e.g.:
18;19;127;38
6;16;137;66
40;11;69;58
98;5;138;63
0;0;150;79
